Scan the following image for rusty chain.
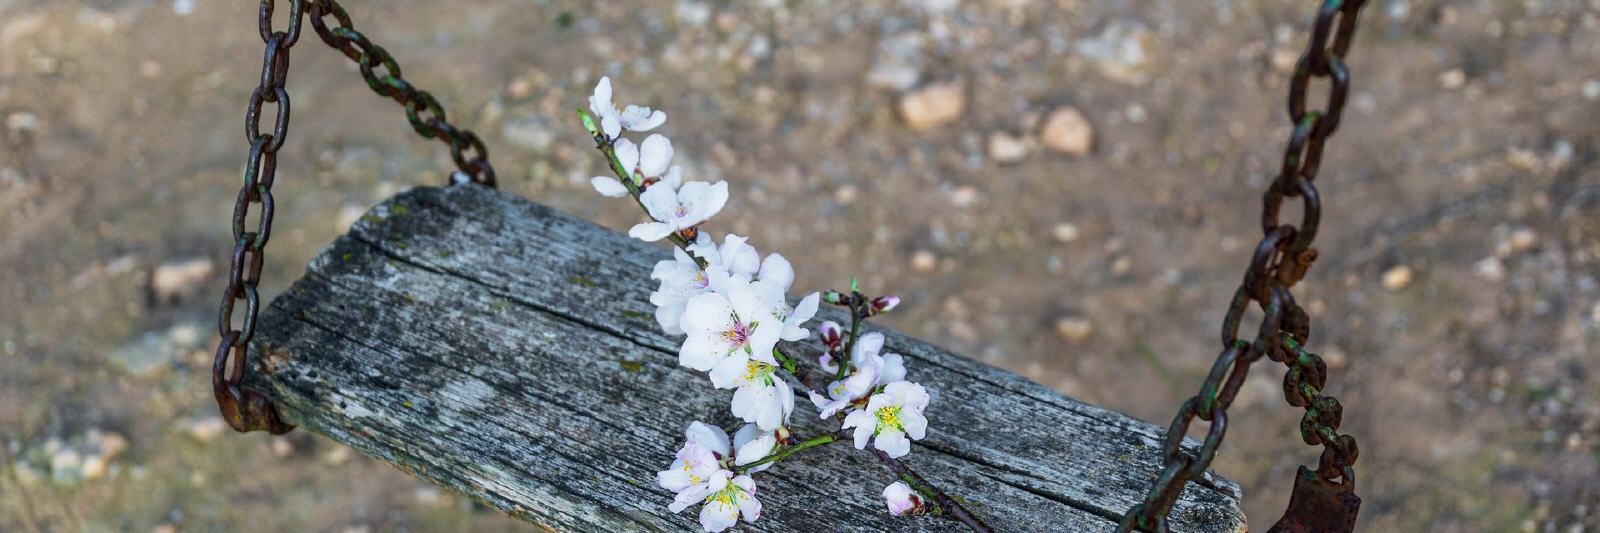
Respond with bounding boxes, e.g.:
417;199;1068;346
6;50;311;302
214;0;496;434
1117;1;1368;531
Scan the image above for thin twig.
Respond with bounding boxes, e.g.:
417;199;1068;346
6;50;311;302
734;431;842;474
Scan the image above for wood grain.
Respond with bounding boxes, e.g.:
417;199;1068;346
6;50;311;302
248;185;1246;532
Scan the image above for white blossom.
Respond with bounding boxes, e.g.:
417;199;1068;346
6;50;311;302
629;179;729;241
842;381;930;458
711;351;795;430
678;273;785;372
657;422;732;494
588;76;667;140
595;133;675;196
649;233;762;335
882;481;925;516
732;423;779;473
695;474;762;532
808;332;905;418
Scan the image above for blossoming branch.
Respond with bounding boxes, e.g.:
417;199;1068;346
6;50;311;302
578;77;990;532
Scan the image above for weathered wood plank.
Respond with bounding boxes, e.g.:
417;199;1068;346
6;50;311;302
248;185;1246;532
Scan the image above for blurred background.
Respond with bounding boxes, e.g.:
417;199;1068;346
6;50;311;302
2;0;1598;531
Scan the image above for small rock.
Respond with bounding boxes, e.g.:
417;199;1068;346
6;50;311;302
1054;316;1094;342
987;132;1028;163
910;250;938;272
1075;22;1153;84
898;82;965;132
50;449;83;486
1039;107;1093;157
1052;223;1080;243
950;186;980;207
507;77;536;99
150;258;215;303
270;436;294;457
1110;256;1132;276
1507;228;1538;253
6;111;38;134
1381;265;1414;291
1439;69;1466;90
1473;257;1505;282
867;33;926;91
187;416;227;443
834;185;858;204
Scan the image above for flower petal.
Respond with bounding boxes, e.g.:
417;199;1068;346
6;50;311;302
591;176;630;197
613;137;640;175
875;429;911;458
629;221;675;241
638;134;674;178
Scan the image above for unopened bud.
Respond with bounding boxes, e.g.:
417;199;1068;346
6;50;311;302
822;290;847;305
870;295;901;315
819;321;844;349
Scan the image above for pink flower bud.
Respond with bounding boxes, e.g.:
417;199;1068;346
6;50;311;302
819;320;844;348
882;481;925;516
870;295;901;314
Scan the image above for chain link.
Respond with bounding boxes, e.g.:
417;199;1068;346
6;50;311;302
213;0;304;435
1117;1;1368;531
214;0;499;434
306;0;497;186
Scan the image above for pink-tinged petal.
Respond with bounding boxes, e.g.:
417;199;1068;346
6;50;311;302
883;481;921;516
657;461;692;492
875;429;911;458
670;481;711;513
738;492;762;522
591;176;630;197
638;134;674;177
852;332;886;364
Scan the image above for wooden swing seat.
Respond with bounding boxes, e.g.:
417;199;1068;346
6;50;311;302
247;184;1246;532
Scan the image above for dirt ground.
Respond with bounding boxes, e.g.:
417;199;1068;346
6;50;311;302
2;0;1598;531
